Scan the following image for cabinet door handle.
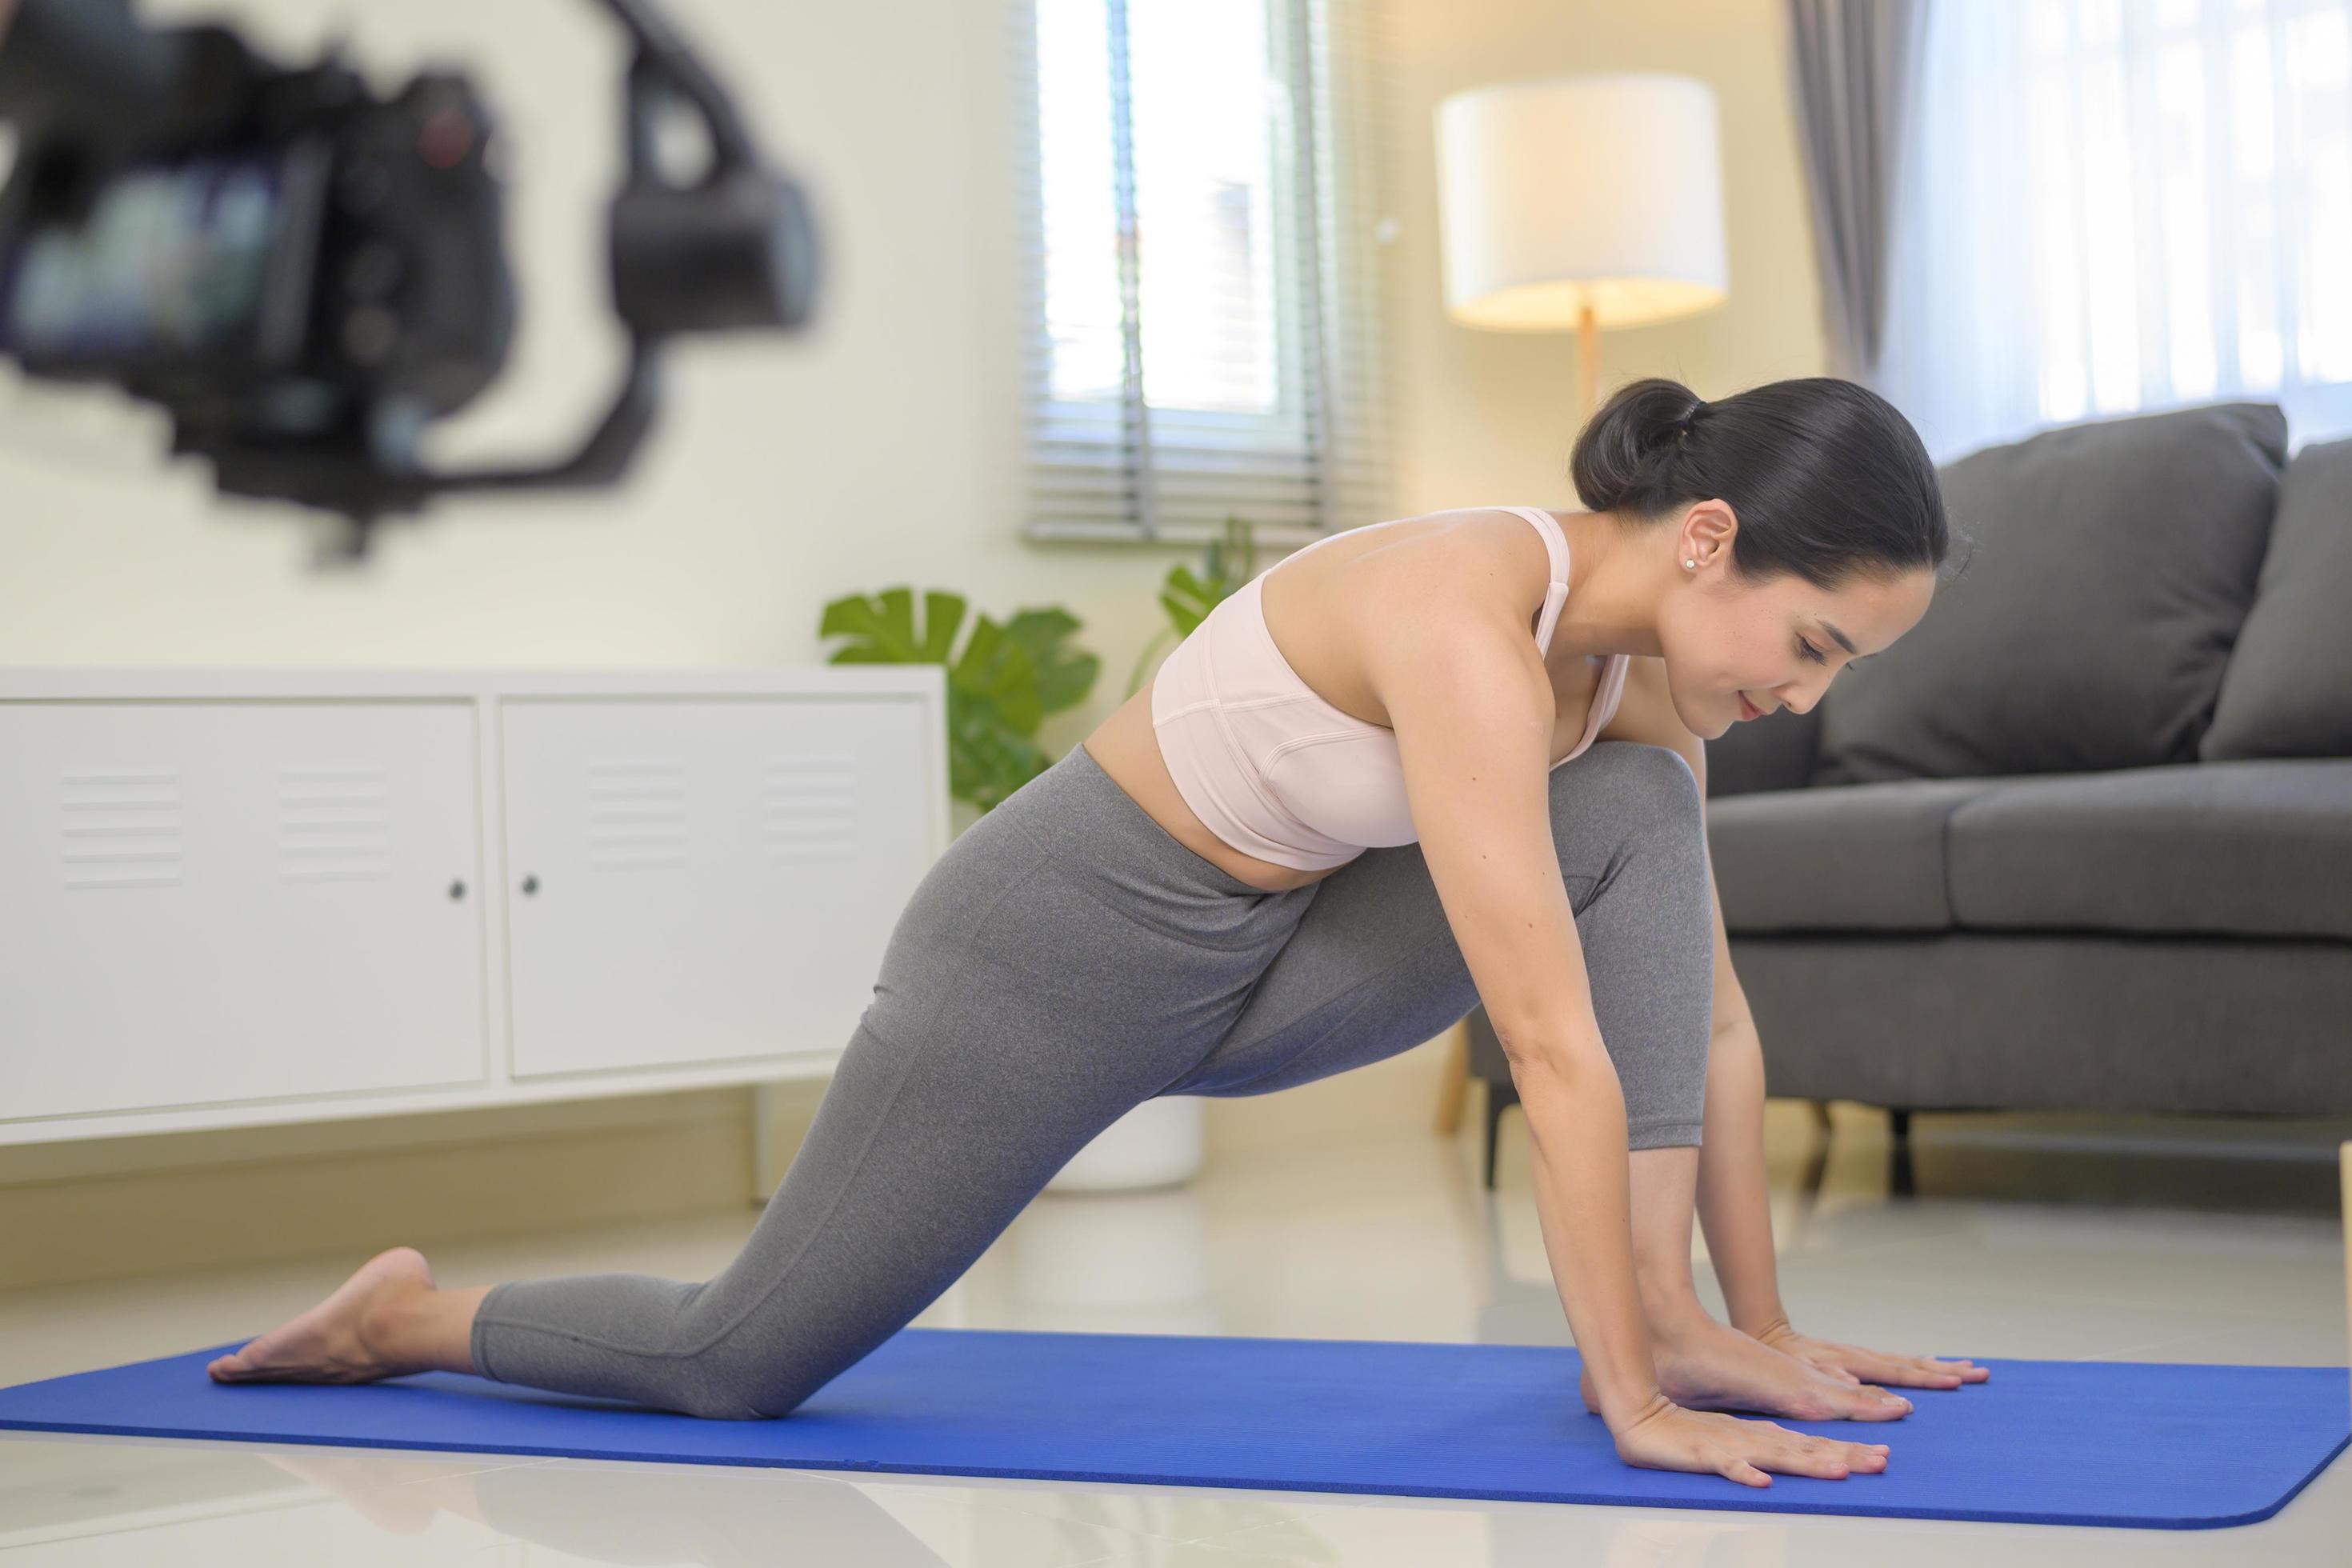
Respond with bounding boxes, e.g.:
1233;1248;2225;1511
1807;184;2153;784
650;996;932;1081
448;879;467;901
521;874;540;896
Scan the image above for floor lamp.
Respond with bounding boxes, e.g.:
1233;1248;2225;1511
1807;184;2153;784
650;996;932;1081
1428;72;1730;1140
1434;71;1730;423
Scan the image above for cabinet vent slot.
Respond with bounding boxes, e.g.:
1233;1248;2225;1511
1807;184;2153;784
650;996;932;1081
60;766;182;890
586;757;688;868
762;750;858;861
280;763;394;882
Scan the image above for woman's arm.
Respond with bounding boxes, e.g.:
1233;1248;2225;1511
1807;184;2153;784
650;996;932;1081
1691;897;1792;1336
1599;658;1985;1392
1369;594;1886;1484
1690;785;1986;1386
1593;660;1787;1325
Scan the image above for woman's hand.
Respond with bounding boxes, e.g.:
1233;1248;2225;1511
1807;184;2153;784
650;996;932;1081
1611;1393;1890;1488
1580;1315;1914;1422
1748;1315;1989;1390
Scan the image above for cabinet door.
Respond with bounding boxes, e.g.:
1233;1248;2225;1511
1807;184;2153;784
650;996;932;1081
0;702;487;1121
500;697;934;1078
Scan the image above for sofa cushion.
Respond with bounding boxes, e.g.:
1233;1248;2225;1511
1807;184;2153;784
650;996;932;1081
1702;706;1822;798
1706;778;1999;933
2202;435;2352;760
1812;402;2286;786
1946;760;2352;940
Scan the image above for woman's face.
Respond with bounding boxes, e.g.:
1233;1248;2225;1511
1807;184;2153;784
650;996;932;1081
1656;501;1937;739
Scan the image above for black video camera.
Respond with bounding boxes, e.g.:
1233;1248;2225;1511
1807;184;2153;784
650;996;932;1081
0;0;821;558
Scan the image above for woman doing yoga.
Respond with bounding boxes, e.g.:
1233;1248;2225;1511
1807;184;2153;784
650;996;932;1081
209;375;1985;1487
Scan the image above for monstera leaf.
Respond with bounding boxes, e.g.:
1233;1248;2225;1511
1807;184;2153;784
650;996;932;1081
820;586;1101;812
999;606;1097;715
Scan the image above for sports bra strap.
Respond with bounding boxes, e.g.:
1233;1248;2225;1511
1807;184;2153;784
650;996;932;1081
1495;506;1573;656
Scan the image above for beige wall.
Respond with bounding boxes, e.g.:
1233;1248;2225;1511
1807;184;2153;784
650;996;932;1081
0;0;1826;1288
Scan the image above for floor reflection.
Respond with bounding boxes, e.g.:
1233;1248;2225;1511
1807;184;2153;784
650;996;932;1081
271;1446;958;1566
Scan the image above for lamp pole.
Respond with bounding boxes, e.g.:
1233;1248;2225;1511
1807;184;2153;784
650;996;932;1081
1578;298;1601;423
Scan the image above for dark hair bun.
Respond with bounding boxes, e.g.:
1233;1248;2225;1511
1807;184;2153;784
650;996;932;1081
1570;378;1706;514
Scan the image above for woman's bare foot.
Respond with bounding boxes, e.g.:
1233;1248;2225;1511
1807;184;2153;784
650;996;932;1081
208;1246;439;1386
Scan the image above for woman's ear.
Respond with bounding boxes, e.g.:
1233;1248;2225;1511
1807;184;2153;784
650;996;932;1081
1679;499;1738;567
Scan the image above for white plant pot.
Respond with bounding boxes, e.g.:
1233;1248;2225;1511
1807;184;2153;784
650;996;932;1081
1046;1094;1204;1193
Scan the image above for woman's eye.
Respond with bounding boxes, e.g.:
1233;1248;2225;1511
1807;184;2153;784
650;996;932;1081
1798;640;1827;664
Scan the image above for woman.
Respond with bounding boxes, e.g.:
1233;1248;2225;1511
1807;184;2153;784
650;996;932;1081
209;375;1984;1489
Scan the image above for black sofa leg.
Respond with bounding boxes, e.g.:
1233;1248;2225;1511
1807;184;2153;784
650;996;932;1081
1888;1107;1916;1198
1483;1076;1519;1190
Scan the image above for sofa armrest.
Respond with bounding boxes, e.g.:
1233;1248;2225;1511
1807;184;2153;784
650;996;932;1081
1703;705;1825;798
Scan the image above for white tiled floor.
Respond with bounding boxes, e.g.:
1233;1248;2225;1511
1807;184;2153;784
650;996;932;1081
3;1104;2348;1565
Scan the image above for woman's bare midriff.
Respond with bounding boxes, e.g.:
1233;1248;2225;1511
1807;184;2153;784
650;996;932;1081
1079;508;1612;896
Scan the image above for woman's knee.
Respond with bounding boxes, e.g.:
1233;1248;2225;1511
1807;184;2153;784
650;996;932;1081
1550;743;1708;897
668;1327;833;1421
678;1383;782;1421
1556;741;1703;830
708;1374;816;1422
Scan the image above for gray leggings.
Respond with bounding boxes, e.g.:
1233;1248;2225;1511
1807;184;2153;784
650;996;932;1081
468;738;1714;1419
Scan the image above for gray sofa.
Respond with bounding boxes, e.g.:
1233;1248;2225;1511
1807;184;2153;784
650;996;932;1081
1468;401;2352;1188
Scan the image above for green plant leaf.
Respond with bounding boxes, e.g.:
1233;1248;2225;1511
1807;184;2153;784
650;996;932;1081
817;587;966;664
948;692;1050;809
1000;606;1100;715
950;615;1046;735
1158;564;1229;636
819;583;1102;816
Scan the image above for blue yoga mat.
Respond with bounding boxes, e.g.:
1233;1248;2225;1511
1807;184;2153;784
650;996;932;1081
1;1328;2344;1529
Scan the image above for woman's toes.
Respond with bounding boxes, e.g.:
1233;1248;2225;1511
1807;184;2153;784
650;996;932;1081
208;1334;288;1381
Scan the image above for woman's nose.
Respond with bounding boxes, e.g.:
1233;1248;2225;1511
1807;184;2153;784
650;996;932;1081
1778;678;1830;716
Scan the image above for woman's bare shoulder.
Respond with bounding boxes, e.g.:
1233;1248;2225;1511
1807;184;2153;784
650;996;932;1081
1336;508;1549;612
1347;514;1558;706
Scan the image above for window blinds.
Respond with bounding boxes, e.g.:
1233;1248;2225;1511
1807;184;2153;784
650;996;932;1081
1014;0;1399;545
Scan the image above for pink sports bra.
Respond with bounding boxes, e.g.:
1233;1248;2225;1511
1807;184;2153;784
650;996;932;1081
1150;506;1634;873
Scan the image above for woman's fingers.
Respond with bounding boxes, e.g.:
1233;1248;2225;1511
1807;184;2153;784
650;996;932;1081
1904;1360;1970;1387
1722;1456;1772;1487
1621;1406;1894;1490
1830;1340;1987;1389
1829;1381;1914;1421
1730;1418;1890;1480
1854;1350;1960;1388
1795;1349;1866;1385
1904;1354;1982;1385
1782;1433;1886;1479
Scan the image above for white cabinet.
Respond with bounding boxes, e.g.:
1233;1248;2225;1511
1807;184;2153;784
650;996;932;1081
0;700;486;1119
0;669;947;1145
500;698;933;1078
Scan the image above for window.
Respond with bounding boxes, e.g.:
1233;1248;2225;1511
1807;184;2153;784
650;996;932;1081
1014;0;1397;544
1881;0;2352;462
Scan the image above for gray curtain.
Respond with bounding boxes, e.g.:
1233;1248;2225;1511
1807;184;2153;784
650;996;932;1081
1785;0;1929;385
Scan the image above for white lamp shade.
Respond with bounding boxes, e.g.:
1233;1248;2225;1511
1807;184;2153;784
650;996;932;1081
1435;73;1729;332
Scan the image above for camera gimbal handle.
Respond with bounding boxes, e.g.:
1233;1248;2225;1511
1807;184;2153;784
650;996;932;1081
312;0;818;554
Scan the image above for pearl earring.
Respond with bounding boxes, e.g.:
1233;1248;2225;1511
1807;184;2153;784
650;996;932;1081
1683;558;1697;570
